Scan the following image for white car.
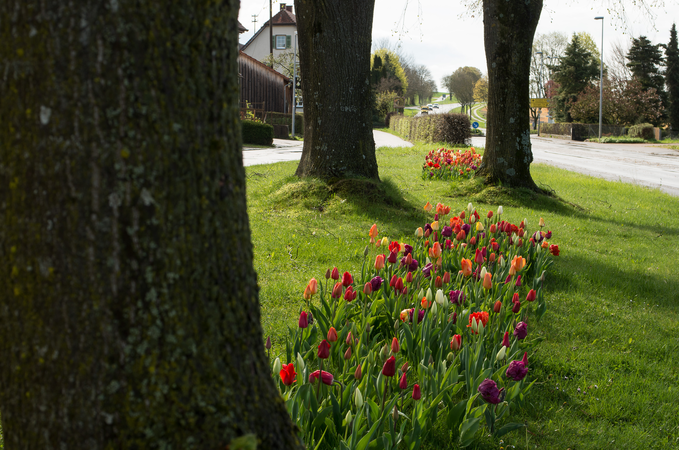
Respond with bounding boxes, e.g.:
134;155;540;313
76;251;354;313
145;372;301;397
433;103;439;109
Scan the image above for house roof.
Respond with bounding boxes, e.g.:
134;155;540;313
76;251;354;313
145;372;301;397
238;21;248;33
238;51;290;83
241;5;296;51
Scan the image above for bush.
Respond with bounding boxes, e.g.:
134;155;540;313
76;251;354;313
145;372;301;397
385;111;401;128
266;112;304;136
628;123;655;140
390;113;471;145
242;120;274;145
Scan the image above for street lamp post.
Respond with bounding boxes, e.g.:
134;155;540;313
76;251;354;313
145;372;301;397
291;32;298;138
595;16;604;141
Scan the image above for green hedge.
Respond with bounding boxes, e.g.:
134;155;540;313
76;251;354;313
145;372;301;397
266;112;304;136
242;120;274;145
390;113;471;145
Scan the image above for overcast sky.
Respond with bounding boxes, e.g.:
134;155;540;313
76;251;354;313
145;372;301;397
238;0;678;89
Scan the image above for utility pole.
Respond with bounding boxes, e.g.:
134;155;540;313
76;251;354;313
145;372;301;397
251;14;258;39
292;32;297;138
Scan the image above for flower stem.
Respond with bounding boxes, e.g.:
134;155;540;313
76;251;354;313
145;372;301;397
381;378;388;414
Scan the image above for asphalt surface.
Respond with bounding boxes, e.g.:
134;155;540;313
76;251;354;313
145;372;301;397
471;135;679;197
243;132;679;197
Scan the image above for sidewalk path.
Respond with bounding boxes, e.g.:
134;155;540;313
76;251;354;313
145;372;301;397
243;130;412;166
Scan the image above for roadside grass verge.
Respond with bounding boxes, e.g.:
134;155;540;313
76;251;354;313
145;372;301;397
246;143;679;449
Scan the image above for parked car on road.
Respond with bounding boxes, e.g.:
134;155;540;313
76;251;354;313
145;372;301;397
433;103;439;109
420;105;430;114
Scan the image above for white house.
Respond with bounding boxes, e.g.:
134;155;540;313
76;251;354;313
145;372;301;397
240;3;297;63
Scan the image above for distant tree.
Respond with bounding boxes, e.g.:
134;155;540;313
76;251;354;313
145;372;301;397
627;35;667;122
443;67;481;116
473;76;488;103
550;34;600;122
406;64;437;105
530;32;568;128
607;40;633;83
262;51;296;78
294;0;378;180
371;49;408;95
569;78;662;126
575;31;601;61
666;24;679;134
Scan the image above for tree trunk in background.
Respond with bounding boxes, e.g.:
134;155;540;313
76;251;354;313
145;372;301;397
0;1;301;448
477;0;542;190
294;0;379;180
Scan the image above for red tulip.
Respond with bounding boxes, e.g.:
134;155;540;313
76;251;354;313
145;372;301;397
317;339;331;359
346;331;353;345
526;289;536;302
327;327;338;342
342;271;353;287
487;210;493;219
405;271;413;283
512;292;520;303
502;331;510;348
490;223;497;234
298;311;308;329
354;364;362;380
435;276;442;288
450;334;462;351
412;384;422;400
331;267;340;280
309;369;334;385
443;271;451;284
331;282;343;299
549;244;560;256
344;285;357;302
399;372;408;390
470;236;476;246
512;301;521;313
363;282;373;295
382;356;396;377
390;274;398;287
394;277;404;293
344;347;352;360
493;300;502;313
387;250;398;264
279;363;296;386
391;337;400;354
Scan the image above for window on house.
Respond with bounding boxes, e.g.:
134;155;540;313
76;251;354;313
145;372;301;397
275;35;287;49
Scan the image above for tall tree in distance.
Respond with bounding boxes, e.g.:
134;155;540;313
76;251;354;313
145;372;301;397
443;67;481;115
665;24;679;133
294;0;378;180
627;35;667;121
0;0;301;448
476;0;542;189
550;34;600;122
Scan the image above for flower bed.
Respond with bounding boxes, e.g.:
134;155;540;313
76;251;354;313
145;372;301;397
269;202;559;449
422;147;482;180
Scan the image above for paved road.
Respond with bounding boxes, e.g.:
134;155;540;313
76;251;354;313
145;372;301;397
471;135;679;197
242;130;412;166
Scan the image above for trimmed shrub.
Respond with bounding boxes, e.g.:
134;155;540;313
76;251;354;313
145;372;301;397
242;120;274;145
385;111;401;128
628;123;655;140
266;112;304;137
389;113;470;144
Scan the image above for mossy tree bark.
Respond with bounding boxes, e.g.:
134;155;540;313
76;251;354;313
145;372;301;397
477;0;542;190
0;1;301;448
294;0;379;180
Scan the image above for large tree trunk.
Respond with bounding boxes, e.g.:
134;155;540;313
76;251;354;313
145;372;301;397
294;0;379;180
477;0;542;190
0;1;301;448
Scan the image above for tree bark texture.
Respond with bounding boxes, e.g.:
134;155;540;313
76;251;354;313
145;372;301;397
294;0;379;180
0;1;301;448
478;0;542;190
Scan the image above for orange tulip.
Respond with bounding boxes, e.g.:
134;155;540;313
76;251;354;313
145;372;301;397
511;255;526;273
460;258;473;277
429;242;442;259
424;202;433;212
303;278;318;300
369;224;378;243
375;254;385;270
483;272;493;290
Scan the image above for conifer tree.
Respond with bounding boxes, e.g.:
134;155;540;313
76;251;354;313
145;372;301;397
666;24;679;133
627;35;667;119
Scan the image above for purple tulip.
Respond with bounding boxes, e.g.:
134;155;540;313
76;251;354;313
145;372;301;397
506;352;529;381
545;230;552;239
513;322;527;340
404;244;414;256
370;276;384;292
478;379;504;404
407;308;426;324
424;223;433;235
449;289;466;305
408;258;419;272
441;226;453;237
422;262;434;278
462;223;471;234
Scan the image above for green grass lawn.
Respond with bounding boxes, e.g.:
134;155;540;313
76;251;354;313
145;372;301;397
246;142;679;449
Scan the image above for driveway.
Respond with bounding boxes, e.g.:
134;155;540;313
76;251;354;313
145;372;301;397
471;135;679;197
242;130;412;166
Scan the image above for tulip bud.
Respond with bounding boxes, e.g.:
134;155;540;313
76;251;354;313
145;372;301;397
497;206;503;215
526;289;537;302
345;331;353;346
450;334;462;351
296;352;305;373
298;311;309;329
344;346;352;360
442;271;451;284
345;410;353;425
393;405;399;422
391;337;400;354
502;331;510;348
327;327;338;342
265;336;272;350
470;214;476;224
406;271;413;283
471;317;478;333
331;282;343;299
477;320;484;335
380;343;390;361
354;364;362;380
399;372;408;390
364;245;370;257
412;384;422;400
273;357;281;375
426;288;433;303
331;267;339;280
363;282;373;295
381;237;389;248
480;266;487;279
366;322;371;334
325;268;331;279
354;387;364;408
435;289;445;305
401;361;409;373
431;301;438;316
434;275;442;288
512;292;519;303
496;346;507;360
512;301;521;313
447;352;454;362
417;288;424;300
493;300;502;313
